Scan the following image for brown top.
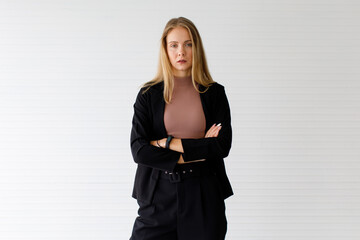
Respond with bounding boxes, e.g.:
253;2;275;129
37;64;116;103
164;75;206;139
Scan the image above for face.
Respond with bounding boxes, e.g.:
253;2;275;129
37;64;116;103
166;27;193;77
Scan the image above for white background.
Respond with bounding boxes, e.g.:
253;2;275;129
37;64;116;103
1;0;359;239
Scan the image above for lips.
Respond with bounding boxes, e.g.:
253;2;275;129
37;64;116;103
177;60;187;63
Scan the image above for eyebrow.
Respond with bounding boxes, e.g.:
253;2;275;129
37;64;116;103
168;40;192;44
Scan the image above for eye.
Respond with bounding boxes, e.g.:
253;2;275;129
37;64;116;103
186;43;192;47
170;44;177;48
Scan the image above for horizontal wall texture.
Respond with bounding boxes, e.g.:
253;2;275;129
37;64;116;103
0;0;359;239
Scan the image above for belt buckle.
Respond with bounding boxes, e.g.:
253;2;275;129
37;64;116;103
168;171;181;183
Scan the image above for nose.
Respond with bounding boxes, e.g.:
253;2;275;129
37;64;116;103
178;46;185;56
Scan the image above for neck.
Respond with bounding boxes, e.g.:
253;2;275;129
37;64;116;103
174;75;192;80
173;75;192;87
172;68;191;78
174;73;191;78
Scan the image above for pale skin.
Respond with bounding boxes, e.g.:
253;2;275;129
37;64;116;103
149;26;222;164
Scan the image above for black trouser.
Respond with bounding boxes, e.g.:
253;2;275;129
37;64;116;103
130;162;227;240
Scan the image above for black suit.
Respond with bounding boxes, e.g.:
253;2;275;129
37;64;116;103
130;81;233;204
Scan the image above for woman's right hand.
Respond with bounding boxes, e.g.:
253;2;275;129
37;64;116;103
205;123;222;138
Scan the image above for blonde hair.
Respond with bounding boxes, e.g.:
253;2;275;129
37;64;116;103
141;16;215;104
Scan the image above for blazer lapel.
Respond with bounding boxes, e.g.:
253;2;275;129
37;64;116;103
198;84;211;131
151;85;168;137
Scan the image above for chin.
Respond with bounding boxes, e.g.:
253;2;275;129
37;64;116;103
178;67;191;71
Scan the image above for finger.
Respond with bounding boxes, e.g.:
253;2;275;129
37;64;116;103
214;126;222;137
212;125;221;133
208;129;218;138
205;124;216;137
205;123;221;137
212;126;222;137
213;128;219;137
206;127;217;137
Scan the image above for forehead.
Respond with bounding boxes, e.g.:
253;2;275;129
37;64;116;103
166;27;191;42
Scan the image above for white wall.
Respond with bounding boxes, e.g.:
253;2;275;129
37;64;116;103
0;0;359;239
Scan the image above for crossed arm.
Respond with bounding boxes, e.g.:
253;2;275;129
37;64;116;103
131;84;231;172
149;123;222;164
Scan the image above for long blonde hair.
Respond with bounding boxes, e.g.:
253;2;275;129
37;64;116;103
141;17;215;104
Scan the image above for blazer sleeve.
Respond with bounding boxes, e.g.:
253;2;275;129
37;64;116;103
181;84;232;161
130;88;181;172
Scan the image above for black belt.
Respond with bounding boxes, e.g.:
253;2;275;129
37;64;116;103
159;161;215;183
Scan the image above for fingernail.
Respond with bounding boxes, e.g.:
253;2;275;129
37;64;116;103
216;123;221;126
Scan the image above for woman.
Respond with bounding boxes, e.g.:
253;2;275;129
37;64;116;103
130;17;233;240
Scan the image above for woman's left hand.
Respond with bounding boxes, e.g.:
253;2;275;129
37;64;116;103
205;123;222;138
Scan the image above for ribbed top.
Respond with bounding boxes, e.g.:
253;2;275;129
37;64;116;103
164;75;206;138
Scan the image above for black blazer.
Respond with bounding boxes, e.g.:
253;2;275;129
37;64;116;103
130;81;233;204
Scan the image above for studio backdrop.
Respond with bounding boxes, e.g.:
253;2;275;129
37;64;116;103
0;0;359;239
